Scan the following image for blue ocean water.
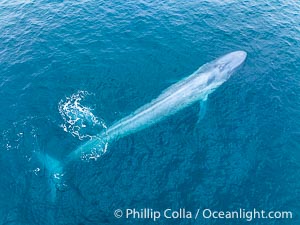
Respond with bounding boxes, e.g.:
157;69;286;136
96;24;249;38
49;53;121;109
0;0;300;224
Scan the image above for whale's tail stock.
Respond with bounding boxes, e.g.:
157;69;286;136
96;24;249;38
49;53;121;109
66;135;109;161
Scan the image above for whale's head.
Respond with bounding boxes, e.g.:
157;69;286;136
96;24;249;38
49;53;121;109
212;50;247;82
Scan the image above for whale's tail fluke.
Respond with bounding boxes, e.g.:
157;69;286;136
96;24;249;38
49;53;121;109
35;135;108;202
36;152;65;202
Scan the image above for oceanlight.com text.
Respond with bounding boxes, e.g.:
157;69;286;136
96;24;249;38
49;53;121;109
201;208;293;222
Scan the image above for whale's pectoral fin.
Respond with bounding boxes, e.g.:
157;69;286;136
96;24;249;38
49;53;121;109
198;97;208;123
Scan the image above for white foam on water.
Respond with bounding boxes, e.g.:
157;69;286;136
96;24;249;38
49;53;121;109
58;91;108;161
58;91;107;140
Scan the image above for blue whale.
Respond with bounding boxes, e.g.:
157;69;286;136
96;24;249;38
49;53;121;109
38;51;247;200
